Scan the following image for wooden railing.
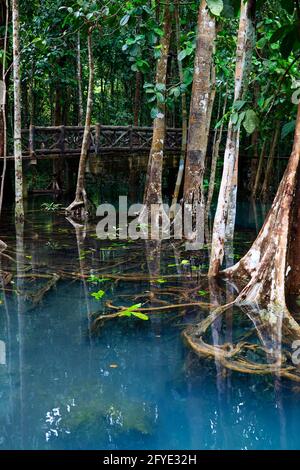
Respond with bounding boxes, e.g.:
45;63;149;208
3;125;183;160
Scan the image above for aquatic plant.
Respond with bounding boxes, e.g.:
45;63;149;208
41;202;63;212
91;290;106;300
119;304;149;321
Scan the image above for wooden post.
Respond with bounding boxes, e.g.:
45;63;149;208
60;125;65;155
129;125;133;151
95;123;101;156
29;124;37;165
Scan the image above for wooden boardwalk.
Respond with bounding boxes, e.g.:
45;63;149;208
3;125;183;161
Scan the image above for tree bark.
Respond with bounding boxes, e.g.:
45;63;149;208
249;81;260;189
0;0;8;217
66;29;94;217
206;88;228;219
209;0;256;276
260;121;280;201
0;0;8;159
133;71;142;127
12;0;24;221
252;138;267;198
171;0;188;208
223;102;300;335
140;0;171;216
77;32;84;126
183;0;216;212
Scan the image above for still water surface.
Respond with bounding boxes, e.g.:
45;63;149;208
0;198;300;450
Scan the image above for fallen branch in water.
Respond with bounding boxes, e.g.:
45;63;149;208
92;300;212;328
24;273;60;305
0;270;13;287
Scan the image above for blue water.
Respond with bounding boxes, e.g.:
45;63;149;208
0;199;300;450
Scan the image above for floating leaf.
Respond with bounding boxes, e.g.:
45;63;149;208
118;304;148;321
132;312;149;321
91;290;105;300
87;275;111;284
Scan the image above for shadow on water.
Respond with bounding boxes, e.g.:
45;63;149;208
0;196;300;450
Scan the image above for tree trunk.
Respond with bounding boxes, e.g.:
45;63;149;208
206;88;228;219
183;0;216;213
209;0;256;276
77;32;84;126
0;0;8;217
260;121;280;201
54;87;62;126
0;0;8;159
252;138;267;198
12;0;24;222
66;29;94;217
249;81;260;189
171;0;188;208
223;102;300;336
140;0;171;217
185;104;300;377
133;71;142;127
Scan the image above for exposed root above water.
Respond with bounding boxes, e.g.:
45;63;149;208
183;300;300;383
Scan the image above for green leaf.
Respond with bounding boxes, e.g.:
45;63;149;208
243;109;259;135
151;107;162;119
233;100;246;111
178;49;188;61
155;83;166;92
154;27;164;37
231;112;239;125
91;290;105;300
87;275;111;284
156;92;165;103
118;304;148;321
124;303;143;313
181;259;190;265
281;120;296;139
120;14;130;26
132;312;149;321
170;86;181;98
198;290;209;296
207;0;224;16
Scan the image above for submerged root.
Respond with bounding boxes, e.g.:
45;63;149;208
24;274;60;305
0;271;13;287
184;298;300;382
0;240;7;252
